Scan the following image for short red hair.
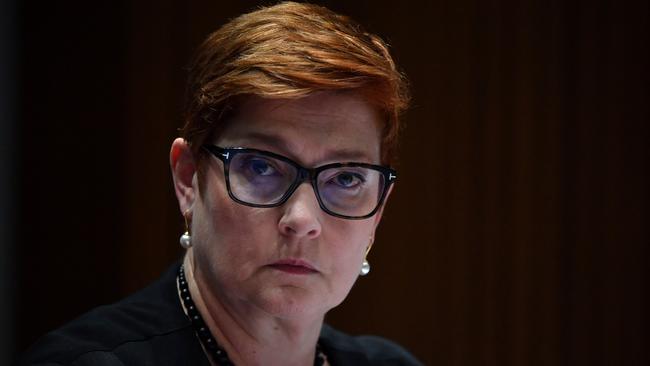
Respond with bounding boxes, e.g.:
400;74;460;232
181;1;409;165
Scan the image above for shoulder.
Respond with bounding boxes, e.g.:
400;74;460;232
319;324;423;366
17;262;206;366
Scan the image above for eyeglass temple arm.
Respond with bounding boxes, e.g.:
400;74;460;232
202;145;230;162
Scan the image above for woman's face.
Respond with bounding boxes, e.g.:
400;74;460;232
180;92;389;320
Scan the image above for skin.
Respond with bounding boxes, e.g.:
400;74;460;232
170;92;392;365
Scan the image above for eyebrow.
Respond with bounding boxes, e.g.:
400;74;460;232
229;132;376;164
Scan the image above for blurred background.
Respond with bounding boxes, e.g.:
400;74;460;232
3;0;648;365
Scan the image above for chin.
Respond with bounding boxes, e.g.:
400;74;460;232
254;287;332;319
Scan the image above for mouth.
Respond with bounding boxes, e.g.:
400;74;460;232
268;259;318;275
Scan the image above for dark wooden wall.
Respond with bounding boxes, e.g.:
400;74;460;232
13;1;648;365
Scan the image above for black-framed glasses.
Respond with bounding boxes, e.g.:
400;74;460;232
202;145;397;220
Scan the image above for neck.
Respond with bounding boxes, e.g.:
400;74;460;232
182;252;324;366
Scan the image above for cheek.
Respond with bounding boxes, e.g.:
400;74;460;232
331;220;373;257
193;184;275;280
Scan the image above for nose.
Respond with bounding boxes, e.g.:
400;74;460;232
278;184;322;239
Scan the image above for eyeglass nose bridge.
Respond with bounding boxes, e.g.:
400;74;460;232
282;165;321;205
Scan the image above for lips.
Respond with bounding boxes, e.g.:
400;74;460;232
268;259;318;275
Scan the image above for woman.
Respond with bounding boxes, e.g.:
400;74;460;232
20;2;419;365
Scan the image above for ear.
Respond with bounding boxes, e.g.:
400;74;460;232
170;138;197;215
371;184;395;231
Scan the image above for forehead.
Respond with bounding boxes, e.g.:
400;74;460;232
217;92;383;165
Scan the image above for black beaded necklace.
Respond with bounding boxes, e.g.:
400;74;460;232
178;265;325;366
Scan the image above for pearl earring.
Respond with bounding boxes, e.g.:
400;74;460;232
179;210;192;249
359;235;374;276
179;232;191;249
360;259;371;276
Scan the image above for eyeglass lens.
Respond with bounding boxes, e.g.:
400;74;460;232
228;151;386;217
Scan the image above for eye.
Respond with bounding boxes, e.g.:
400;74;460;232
247;158;277;176
331;171;365;188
